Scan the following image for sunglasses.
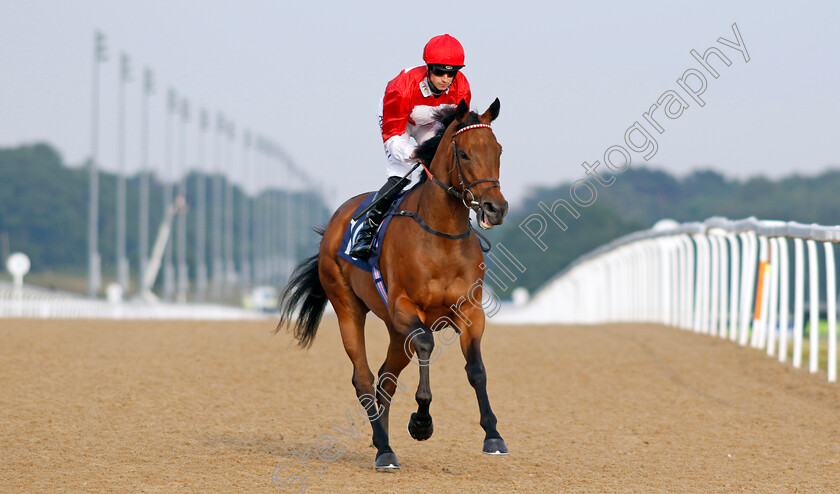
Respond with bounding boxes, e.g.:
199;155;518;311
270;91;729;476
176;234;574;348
429;66;459;78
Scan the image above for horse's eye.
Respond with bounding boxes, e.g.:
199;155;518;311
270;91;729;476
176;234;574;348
459;150;469;161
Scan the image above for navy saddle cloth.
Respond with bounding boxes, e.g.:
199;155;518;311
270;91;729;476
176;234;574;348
337;185;418;304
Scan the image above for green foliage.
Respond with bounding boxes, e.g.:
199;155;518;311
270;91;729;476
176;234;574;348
488;164;840;295
485;202;642;293
4;142;840;297
0;144;88;267
0;143;330;277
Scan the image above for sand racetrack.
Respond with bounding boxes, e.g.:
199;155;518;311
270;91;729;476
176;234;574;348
1;317;839;493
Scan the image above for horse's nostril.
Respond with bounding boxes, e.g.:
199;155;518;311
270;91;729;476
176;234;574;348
483;202;496;213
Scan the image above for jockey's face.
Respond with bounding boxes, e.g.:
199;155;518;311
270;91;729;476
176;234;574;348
428;71;455;92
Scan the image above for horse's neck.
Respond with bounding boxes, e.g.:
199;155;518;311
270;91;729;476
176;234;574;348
417;143;471;235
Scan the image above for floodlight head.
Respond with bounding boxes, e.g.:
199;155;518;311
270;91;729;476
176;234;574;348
6;252;30;287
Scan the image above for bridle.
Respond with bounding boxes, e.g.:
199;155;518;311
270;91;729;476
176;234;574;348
420;123;501;214
389;122;497;250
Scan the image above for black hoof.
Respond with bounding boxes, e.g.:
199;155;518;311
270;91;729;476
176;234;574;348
407;412;434;441
482;437;508;455
375;452;400;471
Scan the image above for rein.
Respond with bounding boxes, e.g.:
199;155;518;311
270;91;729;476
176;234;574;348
390;210;472;239
392;122;498;253
391;210;492;252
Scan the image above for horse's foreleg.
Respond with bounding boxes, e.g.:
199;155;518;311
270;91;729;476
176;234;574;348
461;334;508;455
408;325;435;440
392;296;435;441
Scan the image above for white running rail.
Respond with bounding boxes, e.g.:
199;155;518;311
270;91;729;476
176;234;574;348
0;281;270;320
502;217;840;383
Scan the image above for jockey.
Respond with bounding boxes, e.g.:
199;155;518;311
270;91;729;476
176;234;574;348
350;34;472;259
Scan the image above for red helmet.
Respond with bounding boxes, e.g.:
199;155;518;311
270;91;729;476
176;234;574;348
422;34;465;68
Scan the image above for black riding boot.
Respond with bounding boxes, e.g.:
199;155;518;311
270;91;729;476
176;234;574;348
349;175;410;259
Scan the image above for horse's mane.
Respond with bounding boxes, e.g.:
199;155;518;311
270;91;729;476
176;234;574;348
414;107;481;184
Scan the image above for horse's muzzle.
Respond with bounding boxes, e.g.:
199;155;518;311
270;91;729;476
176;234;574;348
478;199;508;229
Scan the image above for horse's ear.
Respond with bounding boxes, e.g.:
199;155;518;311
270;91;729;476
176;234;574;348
455;99;470;122
480;98;500;124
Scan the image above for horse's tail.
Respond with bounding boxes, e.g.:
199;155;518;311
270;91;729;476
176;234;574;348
275;228;328;349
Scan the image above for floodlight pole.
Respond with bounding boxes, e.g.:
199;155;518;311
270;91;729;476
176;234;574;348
250;136;263;284
195;109;208;301
162;88;177;301
265;144;276;283
88;30;107;298
116;52;132;293
211;113;224;299
240;131;252;288
139;68;154;295
224;121;237;294
284;153;295;280
252;137;265;284
176;98;190;303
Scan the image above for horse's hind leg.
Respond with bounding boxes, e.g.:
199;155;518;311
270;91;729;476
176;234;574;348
329;289;399;471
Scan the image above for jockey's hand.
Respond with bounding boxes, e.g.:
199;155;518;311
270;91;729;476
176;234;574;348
410;149;418;160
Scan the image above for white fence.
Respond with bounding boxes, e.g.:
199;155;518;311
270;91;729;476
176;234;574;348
0;281;270;320
502;217;840;383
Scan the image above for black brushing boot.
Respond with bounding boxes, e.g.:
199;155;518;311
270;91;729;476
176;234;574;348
349;175;410;259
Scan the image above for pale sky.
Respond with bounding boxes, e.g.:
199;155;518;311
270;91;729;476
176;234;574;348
1;1;838;208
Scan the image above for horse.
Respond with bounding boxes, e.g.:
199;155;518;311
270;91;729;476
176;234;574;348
276;98;509;471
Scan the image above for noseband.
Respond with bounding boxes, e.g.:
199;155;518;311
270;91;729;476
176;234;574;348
421;123;501;213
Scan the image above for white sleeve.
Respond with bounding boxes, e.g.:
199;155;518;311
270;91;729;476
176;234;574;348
383;134;417;166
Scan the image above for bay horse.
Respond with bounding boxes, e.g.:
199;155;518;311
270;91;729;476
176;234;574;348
276;98;508;470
